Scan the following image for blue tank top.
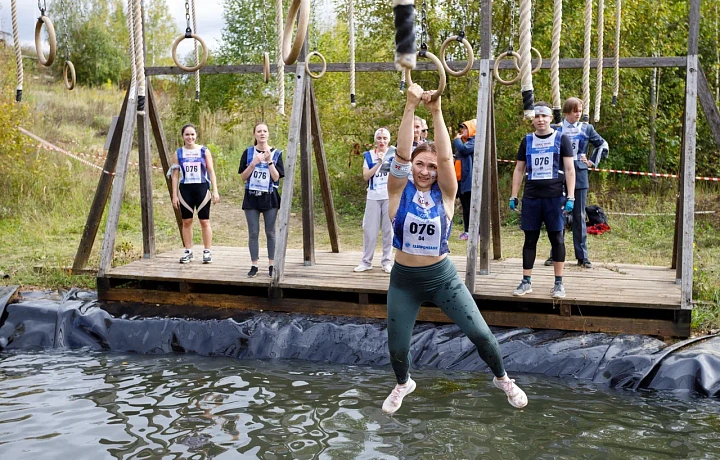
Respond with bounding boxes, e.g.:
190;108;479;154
392;181;451;256
525;131;563;181
245;146;281;193
177;146;209;184
556;121;588;159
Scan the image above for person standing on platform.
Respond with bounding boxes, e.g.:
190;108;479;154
510;102;576;298
354;128;395;273
381;83;528;415
239;123;285;278
545;97;609;268
170;124;220;264
452;119;476;241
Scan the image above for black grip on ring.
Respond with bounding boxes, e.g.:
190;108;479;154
195;91;200;101
393;5;416;56
16;89;22;102
137;95;146;112
581;114;589;122
399;80;406;91
611;95;617;106
521;89;534;113
350;93;356;104
553;108;562;124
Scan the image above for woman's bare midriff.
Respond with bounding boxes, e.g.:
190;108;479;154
394;251;447;267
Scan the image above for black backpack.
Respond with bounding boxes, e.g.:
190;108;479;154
586;205;608;226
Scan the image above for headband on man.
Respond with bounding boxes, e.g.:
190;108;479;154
534;106;553;117
375;128;391;140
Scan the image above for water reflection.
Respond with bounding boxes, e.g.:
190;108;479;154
0;350;718;459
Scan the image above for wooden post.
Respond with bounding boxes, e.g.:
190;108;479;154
301;78;315;265
673;97;686;272
308;81;340;253
489;87;502;259
97;97;138;277
465;0;492;289
138;81;155;258
270;61;307;295
72;89;130;273
479;95;492;274
678;0;700;310
147;83;184;238
697;64;720;150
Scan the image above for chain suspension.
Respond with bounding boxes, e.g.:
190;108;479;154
262;1;269;52
59;0;69;61
38;0;47;15
184;0;192;36
310;0;318;51
419;0;428;54
509;0;516;51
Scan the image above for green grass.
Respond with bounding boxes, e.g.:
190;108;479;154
1;79;718;334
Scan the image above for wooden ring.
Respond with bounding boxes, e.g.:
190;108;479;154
305;51;327;79
282;0;310;65
512;47;543;74
171;34;209;72
439;36;474;77
404;51;447;101
63;61;76;90
493;50;521;85
35;15;57;67
263;52;271;83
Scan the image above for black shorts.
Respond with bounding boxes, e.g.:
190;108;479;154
178;182;211;220
520;196;566;232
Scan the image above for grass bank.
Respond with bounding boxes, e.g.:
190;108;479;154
1;78;718;334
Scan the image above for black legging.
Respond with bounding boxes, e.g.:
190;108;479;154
459;191;471;232
523;229;565;269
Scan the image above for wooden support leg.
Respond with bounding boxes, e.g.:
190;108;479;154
479;93;492;275
138;86;155;258
301;77;315;266
489;87;502;260
308;81;340;253
270;62;307;297
72;89;130;273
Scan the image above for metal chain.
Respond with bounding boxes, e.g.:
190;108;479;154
261;2;269;52
60;0;69;61
509;0;516;51
185;0;192;34
38;0;47;15
419;0;428;53
311;0;318;51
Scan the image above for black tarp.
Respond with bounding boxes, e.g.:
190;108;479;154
1;289;718;397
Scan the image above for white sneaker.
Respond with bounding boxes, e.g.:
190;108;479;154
382;378;416;415
353;264;372;272
382;264;392;274
493;376;528;409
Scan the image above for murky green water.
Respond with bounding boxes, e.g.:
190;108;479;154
0;350;718;459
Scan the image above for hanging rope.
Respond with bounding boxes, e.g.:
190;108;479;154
582;0;592;122
11;0;23;102
275;0;285;114
550;0;562;123
518;0;534;119
393;0;416;71
126;0;137;104
612;0;621;105
133;0;147;114
349;0;356;106
191;0;200;101
593;0;604;122
261;2;271;83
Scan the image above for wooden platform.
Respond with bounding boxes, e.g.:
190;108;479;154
99;247;689;338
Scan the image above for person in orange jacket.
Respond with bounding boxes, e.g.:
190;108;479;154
452;119;477;241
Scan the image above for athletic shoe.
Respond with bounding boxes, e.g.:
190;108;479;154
268;266;274;277
459;232;469;241
552;282;566;298
381;378;416;415
512;280;532;296
544;257;554;266
179;250;193;264
382;264;392;274
578;259;593;269
247;266;259;278
493;376;528;409
202;250;212;264
353;264;372;272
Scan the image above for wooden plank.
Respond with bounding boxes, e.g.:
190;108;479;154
137;99;155;258
72;89;130;272
300;76;315;265
308;81;340;253
697;64;720;150
680;0;700;310
144;57;688;76
0;285;19;319
98;288;688;337
98;93;138;277
271;61;307;294
489;87;502;260
147;84;184;239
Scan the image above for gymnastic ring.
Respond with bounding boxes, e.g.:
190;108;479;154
282;0;310;65
404;51;447;102
439;35;474;77
63;60;76;90
305;51;327;79
171;33;209;72
35;15;57;67
263;52;271;83
493;50;521;85
512;47;543;74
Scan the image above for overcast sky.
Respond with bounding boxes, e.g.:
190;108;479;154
0;0;335;52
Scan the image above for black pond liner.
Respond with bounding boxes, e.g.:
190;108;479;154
1;289;718;397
